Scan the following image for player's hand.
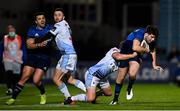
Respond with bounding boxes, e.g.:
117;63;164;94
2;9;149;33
144;48;150;53
132;52;138;57
153;65;164;72
40;40;48;47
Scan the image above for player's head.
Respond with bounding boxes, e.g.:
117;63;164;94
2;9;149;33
34;12;46;28
144;25;159;44
7;25;16;38
54;8;65;23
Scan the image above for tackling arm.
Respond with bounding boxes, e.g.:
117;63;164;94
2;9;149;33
112;52;137;60
26;38;48;49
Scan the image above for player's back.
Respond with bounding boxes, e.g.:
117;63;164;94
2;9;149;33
88;47;120;79
127;28;145;41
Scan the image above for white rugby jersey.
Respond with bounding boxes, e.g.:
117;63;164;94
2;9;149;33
50;20;76;54
88;47;120;79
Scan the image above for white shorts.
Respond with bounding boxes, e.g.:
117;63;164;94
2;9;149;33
56;54;77;73
85;71;110;89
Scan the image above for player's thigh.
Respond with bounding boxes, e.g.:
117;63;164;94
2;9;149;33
53;68;65;81
67;74;76;85
56;54;77;74
102;86;112;96
19;66;35;84
128;61;140;78
116;67;128;83
86;87;96;102
33;68;45;85
100;79;112;96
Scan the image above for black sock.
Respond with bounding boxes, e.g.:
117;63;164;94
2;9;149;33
113;83;123;101
127;78;135;93
6;71;13;89
12;84;24;99
36;83;45;95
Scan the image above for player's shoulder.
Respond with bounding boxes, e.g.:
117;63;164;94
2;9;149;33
45;24;53;29
110;47;120;52
56;20;68;27
134;28;145;33
106;47;120;56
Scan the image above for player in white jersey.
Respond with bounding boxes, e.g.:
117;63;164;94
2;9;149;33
50;8;86;100
64;47;137;104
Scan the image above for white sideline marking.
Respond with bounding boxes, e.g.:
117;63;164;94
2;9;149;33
0;96;9;100
1;103;78;108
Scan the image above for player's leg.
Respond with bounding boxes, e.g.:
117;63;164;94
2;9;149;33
5;70;13;95
53;68;71;99
64;54;86;92
91;79;112;104
6;66;34;105
126;61;140;100
33;68;46;104
64;71;98;104
110;67;128;105
4;61;14;95
67;75;86;92
100;80;112;96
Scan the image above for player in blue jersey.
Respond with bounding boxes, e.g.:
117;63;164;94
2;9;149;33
6;12;53;105
63;47;137;104
110;25;164;105
48;8;86;101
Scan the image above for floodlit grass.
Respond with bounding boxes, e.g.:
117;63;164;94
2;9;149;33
0;83;180;110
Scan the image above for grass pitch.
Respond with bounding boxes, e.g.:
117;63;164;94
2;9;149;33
0;83;180;110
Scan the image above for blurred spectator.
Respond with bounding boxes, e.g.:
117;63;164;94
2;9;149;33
167;45;180;63
0;25;27;95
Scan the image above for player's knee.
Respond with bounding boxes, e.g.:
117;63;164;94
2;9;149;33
33;79;40;85
67;78;75;85
116;77;124;84
104;91;112;96
87;96;95;102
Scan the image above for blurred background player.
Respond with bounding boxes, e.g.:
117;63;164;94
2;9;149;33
63;47;137;104
110;25;164;105
6;12;53;105
48;8;86;101
1;25;26;95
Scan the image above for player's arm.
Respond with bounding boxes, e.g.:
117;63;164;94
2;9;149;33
112;52;137;60
26;38;48;49
132;39;149;53
34;32;55;43
150;49;164;71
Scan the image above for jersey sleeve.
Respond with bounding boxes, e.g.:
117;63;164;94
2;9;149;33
110;47;120;55
50;24;60;36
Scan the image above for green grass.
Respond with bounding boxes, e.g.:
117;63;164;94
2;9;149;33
0;83;180;110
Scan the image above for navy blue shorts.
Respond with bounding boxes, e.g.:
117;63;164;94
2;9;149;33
118;40;142;68
24;54;51;72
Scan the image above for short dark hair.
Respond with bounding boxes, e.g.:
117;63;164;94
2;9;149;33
145;25;159;38
54;8;64;14
34;12;45;20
